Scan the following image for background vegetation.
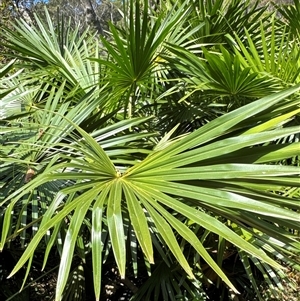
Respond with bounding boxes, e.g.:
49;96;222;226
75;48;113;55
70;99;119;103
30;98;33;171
0;0;300;300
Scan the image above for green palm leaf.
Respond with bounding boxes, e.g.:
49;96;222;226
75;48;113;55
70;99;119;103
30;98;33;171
2;85;300;300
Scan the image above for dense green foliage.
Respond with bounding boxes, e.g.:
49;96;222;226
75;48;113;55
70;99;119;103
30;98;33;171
0;0;300;300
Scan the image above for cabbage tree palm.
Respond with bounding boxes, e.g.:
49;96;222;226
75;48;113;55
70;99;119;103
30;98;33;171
1;1;300;301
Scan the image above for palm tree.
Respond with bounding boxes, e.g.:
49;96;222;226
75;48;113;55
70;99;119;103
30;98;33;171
1;1;300;300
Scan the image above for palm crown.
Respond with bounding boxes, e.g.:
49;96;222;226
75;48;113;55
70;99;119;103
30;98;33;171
1;1;300;300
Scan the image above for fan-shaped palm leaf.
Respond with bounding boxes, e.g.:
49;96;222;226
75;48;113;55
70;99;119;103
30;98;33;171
1;85;300;301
